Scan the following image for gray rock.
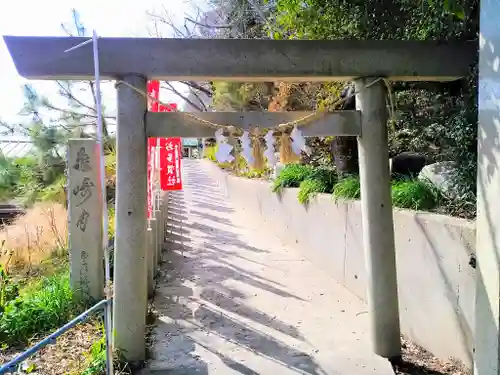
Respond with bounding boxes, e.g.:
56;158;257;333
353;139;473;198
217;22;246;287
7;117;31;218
418;161;458;198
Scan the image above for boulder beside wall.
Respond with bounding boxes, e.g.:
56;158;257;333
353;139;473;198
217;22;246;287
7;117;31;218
418;161;459;199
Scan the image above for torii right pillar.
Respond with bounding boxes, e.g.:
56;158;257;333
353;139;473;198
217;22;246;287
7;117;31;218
355;78;401;358
475;1;500;374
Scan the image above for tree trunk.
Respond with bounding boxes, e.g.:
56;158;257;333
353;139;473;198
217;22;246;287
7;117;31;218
331;136;359;176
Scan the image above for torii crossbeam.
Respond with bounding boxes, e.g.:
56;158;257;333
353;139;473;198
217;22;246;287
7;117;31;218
4;36;474;81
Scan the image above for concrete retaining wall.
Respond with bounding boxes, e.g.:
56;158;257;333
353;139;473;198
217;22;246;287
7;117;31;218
205;161;476;368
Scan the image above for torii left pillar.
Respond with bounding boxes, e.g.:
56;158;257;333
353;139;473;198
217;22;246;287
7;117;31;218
113;74;148;361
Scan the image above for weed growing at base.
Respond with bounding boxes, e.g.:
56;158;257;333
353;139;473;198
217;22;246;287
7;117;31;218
0;271;80;346
298;167;337;204
391;179;442;210
79;324;132;375
332;176;361;200
80;330;106;375
272;164;314;193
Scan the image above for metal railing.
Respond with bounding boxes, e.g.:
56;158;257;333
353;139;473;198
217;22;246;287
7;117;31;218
0;299;112;375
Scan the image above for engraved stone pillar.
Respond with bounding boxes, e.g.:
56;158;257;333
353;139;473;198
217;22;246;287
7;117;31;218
67;138;104;302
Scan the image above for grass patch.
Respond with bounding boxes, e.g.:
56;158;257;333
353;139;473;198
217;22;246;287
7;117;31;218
332;176;361;200
0;271;80;347
39;176;66;205
0;203;78;350
391;179;441;211
272;164;314;193
208;147;456;216
297;167;337;204
298;179;327;204
0;202;67;275
330;175;441;211
80;329;106;375
77;324;132;375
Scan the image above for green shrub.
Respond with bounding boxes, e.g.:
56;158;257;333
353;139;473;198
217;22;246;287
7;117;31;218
39;175;66;205
204;145;217;162
308;167;337;190
272;164;314;193
331;175;441;211
0;271;79;346
0;264;19;314
332;176;361;200
297;167;337;204
391;179;441;211
298;179;326;204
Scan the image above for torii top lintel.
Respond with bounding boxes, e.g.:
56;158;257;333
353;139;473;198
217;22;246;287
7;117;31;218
3;36;476;82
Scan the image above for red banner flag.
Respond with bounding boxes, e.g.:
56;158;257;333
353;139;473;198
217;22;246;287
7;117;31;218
158;103;181;190
147;80;161;219
161;137;183;191
147;137;158;219
147;80;160;112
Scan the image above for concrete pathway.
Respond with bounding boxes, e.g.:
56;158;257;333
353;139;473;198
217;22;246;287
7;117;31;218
143;160;394;375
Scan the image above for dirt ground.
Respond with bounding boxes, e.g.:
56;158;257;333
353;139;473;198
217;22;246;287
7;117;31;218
391;336;471;375
0;321;101;375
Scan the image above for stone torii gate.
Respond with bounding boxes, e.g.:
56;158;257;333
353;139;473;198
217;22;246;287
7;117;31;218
4;36;479;366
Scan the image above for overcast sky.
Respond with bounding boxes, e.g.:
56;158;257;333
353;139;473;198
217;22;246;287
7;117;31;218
0;0;197;127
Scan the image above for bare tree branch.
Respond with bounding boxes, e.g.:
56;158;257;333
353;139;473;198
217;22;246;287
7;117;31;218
147;8;187;38
186;86;210;111
146;0;274;111
181;81;213;97
41;100;116;121
184;16;233;30
56;81;96;113
161;83;206;112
